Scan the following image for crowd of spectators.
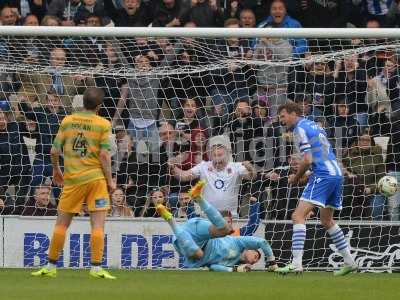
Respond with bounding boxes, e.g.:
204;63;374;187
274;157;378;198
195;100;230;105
0;0;400;221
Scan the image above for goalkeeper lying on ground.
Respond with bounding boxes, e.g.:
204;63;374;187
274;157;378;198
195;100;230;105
156;181;278;272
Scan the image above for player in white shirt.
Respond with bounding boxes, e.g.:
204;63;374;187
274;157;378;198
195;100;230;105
169;144;256;216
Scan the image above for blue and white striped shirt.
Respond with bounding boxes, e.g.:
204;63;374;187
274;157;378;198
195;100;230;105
362;0;393;15
293;118;343;177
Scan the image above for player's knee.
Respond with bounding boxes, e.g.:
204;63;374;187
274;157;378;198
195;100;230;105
192;249;204;259
320;218;335;229
291;211;304;224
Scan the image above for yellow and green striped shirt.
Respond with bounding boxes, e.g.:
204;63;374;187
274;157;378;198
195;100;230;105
52;111;111;186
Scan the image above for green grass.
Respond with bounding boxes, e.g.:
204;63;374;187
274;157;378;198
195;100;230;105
0;269;399;300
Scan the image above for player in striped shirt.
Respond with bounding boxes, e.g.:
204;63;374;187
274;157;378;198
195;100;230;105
275;102;357;276
31;88;116;279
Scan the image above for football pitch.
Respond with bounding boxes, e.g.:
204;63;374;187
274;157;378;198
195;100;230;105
0;269;399;300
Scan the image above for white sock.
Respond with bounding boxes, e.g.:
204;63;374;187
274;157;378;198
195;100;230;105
327;224;354;266
292;224;306;268
91;265;102;272
47;262;57;270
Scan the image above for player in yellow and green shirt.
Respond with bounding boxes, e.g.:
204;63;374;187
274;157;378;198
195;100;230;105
31;87;116;279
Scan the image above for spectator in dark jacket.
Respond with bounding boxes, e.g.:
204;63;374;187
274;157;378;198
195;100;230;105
190;0;223;27
334;54;369;123
0;1;48;23
21;185;57;216
0;109;32;208
74;0;105;25
152;0;191;27
104;0;153;26
0;186;15;215
229;99;264;163
19;90;67;198
328;100;360;150
47;0;82;24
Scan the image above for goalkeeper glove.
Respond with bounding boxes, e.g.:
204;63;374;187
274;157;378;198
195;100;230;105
233;264;251;273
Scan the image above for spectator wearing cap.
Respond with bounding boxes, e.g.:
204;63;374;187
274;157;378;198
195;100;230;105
255;0;308;57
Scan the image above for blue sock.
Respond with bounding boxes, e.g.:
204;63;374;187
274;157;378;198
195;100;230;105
173;226;200;257
292;224;306;267
198;199;226;229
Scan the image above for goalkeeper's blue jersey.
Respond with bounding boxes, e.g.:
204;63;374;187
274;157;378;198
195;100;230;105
183;236;272;269
293;118;342;178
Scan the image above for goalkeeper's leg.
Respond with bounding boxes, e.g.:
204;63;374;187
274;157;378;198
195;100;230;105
156;204;203;259
188;181;232;236
31;211;74;278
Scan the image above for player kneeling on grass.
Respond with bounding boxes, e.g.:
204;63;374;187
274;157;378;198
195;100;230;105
156;181;278;272
31;88;116;280
275;101;357;276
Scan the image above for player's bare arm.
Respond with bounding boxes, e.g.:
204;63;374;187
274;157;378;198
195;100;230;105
99;149;116;193
289;152;312;185
50;146;63;187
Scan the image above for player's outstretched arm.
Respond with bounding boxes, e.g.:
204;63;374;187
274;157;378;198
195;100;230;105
237;236;275;261
209;264;251;272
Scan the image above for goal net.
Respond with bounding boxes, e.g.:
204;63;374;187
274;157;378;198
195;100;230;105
0;27;399;271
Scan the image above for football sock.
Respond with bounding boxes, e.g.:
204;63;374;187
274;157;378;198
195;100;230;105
90;228;104;265
292;223;306;268
48;224;67;265
327;224;354;266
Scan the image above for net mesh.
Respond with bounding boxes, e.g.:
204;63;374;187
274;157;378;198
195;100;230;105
0;33;400;270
